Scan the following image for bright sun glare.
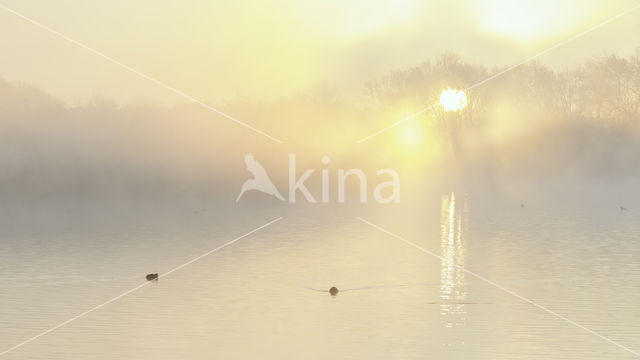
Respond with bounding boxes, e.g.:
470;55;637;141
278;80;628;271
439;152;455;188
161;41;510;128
440;89;467;112
398;120;424;147
477;0;572;41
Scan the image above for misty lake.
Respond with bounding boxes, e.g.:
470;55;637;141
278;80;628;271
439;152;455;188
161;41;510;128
1;191;639;359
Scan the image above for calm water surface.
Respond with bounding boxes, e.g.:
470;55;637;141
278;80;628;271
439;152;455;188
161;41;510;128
1;194;639;359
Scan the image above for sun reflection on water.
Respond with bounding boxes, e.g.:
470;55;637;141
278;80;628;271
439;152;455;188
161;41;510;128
439;192;468;328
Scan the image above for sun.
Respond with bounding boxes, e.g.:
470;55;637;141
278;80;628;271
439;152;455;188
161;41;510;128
440;89;467;112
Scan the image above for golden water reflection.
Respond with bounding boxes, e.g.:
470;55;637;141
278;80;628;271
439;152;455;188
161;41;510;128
439;192;468;328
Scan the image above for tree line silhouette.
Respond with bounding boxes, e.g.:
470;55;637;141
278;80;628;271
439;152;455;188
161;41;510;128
1;49;639;207
364;50;640;178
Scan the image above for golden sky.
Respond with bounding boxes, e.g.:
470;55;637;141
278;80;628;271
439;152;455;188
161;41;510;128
0;0;639;106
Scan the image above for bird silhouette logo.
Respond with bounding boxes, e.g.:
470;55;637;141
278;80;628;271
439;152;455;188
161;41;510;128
236;154;285;202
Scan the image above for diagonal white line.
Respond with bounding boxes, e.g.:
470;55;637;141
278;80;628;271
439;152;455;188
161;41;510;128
357;2;640;144
356;103;440;144
0;3;283;144
0;216;283;357
357;217;640;357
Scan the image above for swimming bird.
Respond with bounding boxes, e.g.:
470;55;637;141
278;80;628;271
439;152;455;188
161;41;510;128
236;154;285;202
620;206;628;212
329;287;339;296
146;273;158;281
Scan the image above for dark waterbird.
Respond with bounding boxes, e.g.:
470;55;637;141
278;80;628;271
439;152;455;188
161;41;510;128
146;273;158;281
304;284;492;304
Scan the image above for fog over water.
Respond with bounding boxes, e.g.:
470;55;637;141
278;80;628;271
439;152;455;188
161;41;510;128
1;49;640;359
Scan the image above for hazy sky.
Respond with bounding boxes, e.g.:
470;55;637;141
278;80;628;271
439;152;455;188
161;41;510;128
1;0;639;106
